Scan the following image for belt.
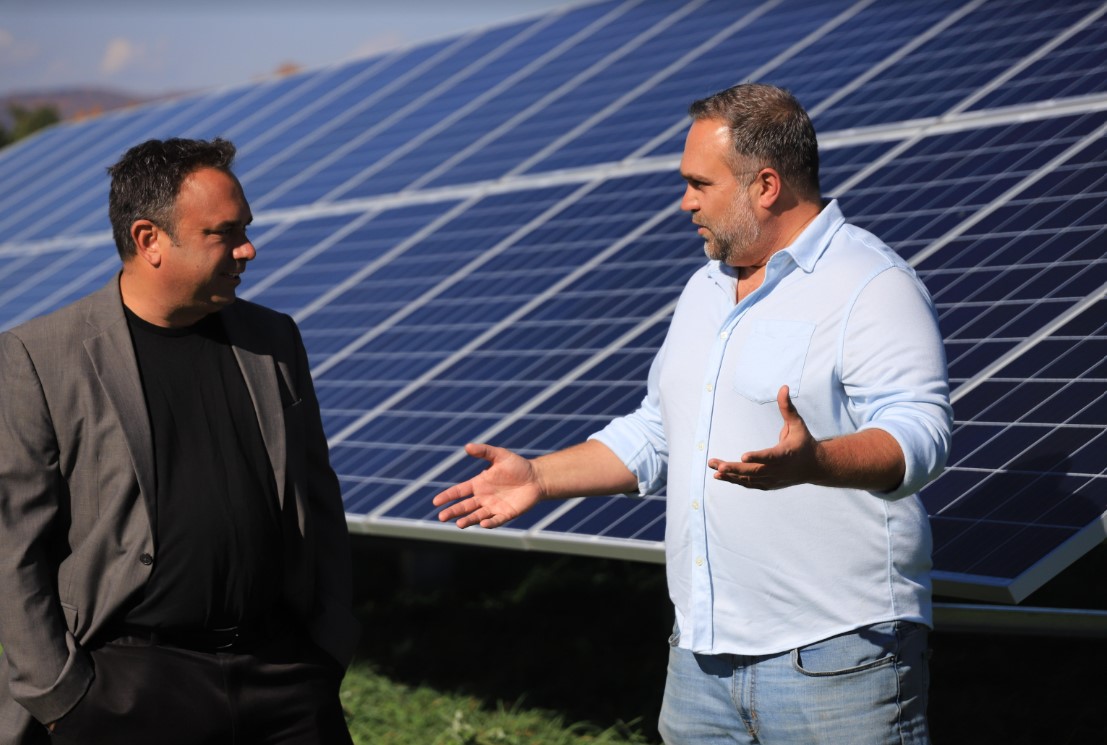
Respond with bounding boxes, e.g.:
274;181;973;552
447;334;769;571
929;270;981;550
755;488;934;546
105;623;273;653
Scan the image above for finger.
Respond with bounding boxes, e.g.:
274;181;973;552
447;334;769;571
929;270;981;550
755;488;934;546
453;502;496;529
432;480;475;507
456;510;488;529
710;460;765;480
713;470;766;489
436;494;483;522
738;446;783;465
710;457;766;473
479;513;509;529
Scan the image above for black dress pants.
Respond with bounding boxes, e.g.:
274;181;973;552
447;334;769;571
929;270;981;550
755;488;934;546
48;628;353;745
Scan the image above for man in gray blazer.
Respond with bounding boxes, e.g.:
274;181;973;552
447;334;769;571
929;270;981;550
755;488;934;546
0;138;359;744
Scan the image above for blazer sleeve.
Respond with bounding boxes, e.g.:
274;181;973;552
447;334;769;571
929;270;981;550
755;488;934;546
0;332;94;724
285;317;360;667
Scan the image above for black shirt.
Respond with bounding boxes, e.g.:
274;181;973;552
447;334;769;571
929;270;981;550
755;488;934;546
123;308;283;630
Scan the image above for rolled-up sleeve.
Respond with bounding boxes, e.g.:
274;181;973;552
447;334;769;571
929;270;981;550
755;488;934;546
589;341;669;496
844;266;953;500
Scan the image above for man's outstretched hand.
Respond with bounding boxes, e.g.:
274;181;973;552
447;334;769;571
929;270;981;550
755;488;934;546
433;443;544;528
707;385;821;490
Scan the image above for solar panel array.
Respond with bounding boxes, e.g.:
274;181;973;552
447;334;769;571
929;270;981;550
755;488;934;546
1;0;1105;603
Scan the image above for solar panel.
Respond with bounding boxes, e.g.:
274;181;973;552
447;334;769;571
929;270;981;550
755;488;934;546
0;0;1104;604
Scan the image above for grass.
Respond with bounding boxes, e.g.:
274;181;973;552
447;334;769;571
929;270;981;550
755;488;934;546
345;541;671;743
341;664;650;744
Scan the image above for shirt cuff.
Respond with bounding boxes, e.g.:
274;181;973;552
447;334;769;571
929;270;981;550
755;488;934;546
589;423;666;497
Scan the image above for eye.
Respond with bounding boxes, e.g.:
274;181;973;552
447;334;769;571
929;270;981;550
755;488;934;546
207;225;248;239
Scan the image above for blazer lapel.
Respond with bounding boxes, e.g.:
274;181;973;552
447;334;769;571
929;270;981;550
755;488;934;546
82;277;157;528
222;308;288;509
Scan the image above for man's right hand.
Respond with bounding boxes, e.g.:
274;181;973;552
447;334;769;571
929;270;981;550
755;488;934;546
432;443;544;529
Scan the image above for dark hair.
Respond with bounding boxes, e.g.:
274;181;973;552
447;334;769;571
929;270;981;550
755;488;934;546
107;137;237;259
688;83;820;201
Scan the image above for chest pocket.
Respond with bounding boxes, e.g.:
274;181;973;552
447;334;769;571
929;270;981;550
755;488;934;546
732;319;816;403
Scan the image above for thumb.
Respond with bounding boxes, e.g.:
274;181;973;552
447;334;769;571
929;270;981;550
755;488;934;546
777;385;809;431
777;385;797;420
464;442;499;463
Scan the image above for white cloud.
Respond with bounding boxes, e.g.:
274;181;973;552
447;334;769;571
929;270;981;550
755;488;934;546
101;37;143;75
0;27;39;64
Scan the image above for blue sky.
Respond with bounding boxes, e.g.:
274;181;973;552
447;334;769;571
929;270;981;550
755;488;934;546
0;0;573;97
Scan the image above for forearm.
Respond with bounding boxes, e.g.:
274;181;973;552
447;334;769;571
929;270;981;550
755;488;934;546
531;440;638;500
813;428;905;493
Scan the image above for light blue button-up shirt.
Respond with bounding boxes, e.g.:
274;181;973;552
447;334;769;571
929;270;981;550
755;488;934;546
592;200;952;655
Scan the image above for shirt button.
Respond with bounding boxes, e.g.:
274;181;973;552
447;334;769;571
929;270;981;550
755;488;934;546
705;383;713;393
719;331;729;340
695;557;704;567
697;442;705;451
691;500;700;510
139;553;153;566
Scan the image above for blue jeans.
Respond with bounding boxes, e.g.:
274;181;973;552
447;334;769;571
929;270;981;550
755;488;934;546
657;621;930;744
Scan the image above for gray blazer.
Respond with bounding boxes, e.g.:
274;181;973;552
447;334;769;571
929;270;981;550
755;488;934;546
0;276;358;741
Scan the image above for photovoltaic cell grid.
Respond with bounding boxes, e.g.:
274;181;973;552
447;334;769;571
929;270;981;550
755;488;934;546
0;0;1104;602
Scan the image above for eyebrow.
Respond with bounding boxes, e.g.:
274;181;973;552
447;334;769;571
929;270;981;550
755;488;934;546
203;216;253;232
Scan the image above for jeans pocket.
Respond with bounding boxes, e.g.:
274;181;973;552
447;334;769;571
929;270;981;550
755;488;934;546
791;621;901;677
667;621;680;647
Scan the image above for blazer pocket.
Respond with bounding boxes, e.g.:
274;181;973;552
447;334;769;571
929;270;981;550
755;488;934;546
60;601;78;633
732;319;816;403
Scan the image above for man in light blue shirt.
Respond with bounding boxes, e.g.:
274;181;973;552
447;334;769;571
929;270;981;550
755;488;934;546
434;83;951;744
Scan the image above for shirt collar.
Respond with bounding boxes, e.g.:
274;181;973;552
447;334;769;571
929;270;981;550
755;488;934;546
705;198;845;285
776;198;843;273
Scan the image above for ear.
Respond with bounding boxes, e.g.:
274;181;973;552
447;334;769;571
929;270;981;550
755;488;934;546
751;167;783;210
130;219;165;268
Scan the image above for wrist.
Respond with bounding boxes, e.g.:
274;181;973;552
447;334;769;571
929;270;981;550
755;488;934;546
810;438;830;486
530;457;552;502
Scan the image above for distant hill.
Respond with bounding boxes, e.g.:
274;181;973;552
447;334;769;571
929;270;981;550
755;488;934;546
0;87;154;130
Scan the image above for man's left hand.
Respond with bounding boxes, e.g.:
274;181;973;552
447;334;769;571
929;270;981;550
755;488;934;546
707;385;820;490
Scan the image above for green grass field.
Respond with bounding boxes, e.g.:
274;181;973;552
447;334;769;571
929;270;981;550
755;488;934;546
341;664;650;744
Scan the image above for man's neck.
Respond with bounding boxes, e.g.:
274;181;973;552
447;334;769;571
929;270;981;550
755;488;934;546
734;200;823;302
119;269;209;328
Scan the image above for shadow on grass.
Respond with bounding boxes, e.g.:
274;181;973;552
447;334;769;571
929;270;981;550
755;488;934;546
350;537;672;742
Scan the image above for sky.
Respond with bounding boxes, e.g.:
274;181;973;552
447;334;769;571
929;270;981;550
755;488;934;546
0;0;575;98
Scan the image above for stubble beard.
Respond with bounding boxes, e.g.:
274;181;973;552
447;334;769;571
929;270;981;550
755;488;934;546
702;195;761;265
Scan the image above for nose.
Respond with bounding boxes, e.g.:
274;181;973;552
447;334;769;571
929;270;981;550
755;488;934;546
234;239;256;262
680;184;697;213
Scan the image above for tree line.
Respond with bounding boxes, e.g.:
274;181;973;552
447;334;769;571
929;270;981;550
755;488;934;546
0;104;60;148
